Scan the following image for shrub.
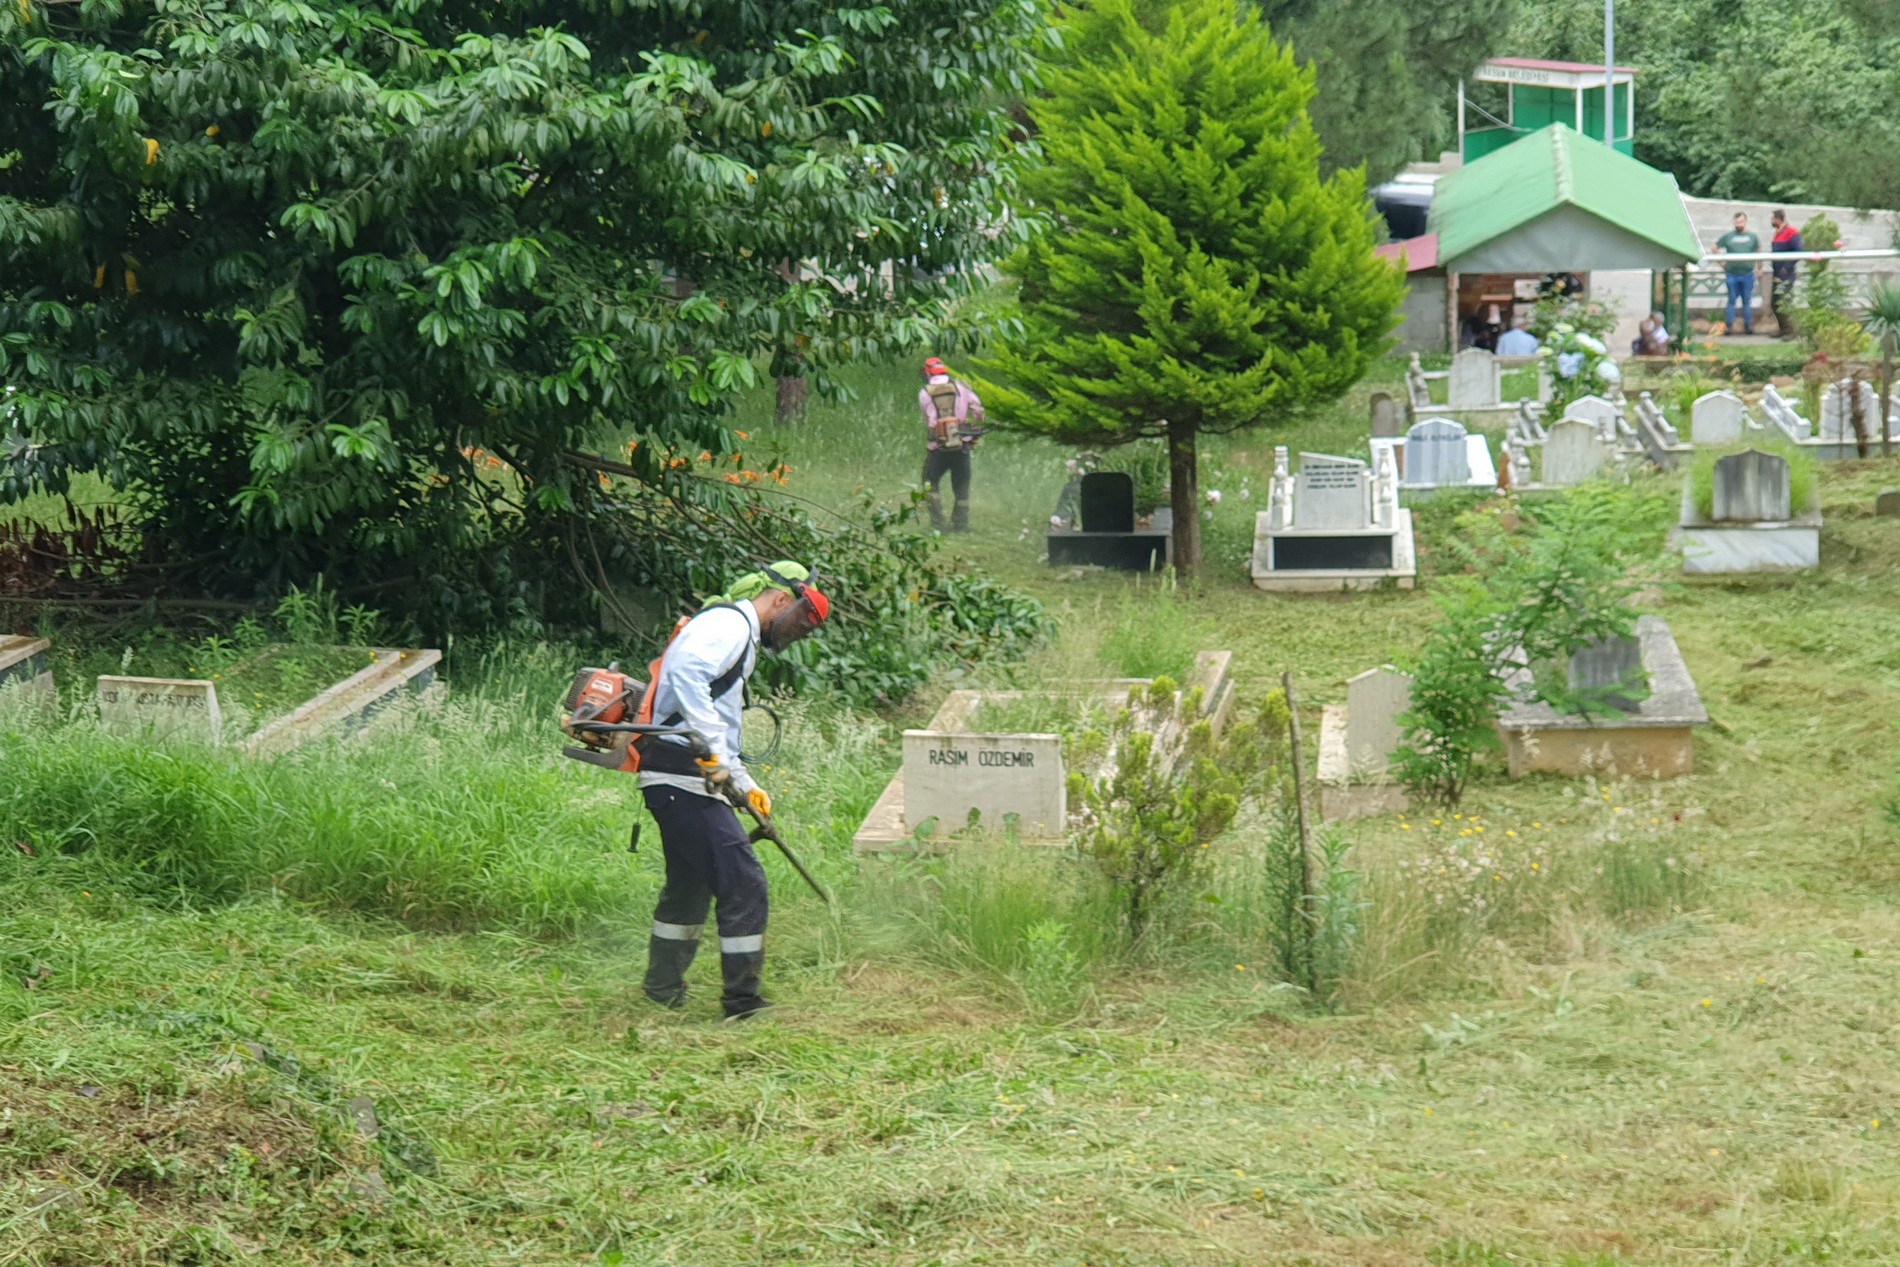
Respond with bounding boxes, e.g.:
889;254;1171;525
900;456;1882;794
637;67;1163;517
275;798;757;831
1393;583;1509;807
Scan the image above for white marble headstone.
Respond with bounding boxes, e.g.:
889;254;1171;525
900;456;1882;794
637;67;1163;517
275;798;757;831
902;730;1066;838
1820;380;1880;442
1293;454;1370;530
1690;391;1746;446
1447;347;1500;409
1369;392;1402;438
1562;394;1619;439
1402;418;1471;487
1541;419;1608;486
1711;449;1793;522
1345;666;1413;778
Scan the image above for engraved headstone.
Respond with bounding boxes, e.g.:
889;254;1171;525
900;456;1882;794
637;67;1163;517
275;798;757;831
1292;454;1370;530
1567;635;1646;713
1078;471;1135;534
1447;347;1500;408
1369;391;1402;438
1690;390;1746;446
97;676;223;742
1711;449;1792;522
1401;418;1471;487
1877;488;1900;517
1563;394;1619;439
1345;667;1413;778
1540;418;1608;486
901;730;1066;838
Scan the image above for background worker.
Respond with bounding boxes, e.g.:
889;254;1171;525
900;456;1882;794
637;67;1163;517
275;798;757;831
918;355;984;533
1715;211;1761;336
1769;209;1804;339
637;562;829;1018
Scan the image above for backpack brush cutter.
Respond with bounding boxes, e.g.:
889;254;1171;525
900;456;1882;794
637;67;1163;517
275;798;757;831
558;667;834;909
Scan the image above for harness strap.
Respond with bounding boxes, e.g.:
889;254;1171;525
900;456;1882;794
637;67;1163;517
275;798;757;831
658;601;751;729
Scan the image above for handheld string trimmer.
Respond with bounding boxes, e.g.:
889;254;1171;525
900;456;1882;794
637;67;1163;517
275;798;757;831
561;711;834;909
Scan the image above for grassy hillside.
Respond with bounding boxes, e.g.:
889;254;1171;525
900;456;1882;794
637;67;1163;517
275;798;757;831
3;362;1898;1264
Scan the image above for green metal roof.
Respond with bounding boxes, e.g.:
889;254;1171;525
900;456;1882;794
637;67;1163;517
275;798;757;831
1428;124;1701;272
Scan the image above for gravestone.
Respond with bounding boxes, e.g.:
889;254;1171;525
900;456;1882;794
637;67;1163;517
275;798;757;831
1877;488;1900;517
901;730;1066;837
1563;395;1619;439
1078;471;1136;534
1369;392;1402;438
1690;391;1746;446
1345;667;1412;777
1568;635;1645;713
1447;347;1500;408
1401;418;1471;487
1711;449;1792;522
97;676;223;742
1820;380;1881;443
1293;454;1369;530
1541;418;1608;486
1760;384;1811;440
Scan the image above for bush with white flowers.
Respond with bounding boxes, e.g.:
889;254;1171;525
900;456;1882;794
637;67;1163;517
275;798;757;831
1539;322;1621;414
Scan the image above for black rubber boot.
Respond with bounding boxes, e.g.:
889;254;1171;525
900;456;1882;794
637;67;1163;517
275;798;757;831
642;935;699;1008
951;501;970;533
720;951;770;1019
926;494;947;533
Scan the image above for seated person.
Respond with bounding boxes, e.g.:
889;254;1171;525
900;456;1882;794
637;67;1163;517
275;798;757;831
1496;316;1539;356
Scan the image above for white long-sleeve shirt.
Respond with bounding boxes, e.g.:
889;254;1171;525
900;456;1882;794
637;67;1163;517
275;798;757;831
638;602;760;800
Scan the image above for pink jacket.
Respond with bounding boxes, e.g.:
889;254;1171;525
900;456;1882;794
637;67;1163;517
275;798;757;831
918;376;984;448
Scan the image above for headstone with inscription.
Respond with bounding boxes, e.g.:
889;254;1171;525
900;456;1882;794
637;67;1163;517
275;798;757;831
1447;347;1501;409
901;729;1065;838
1369;392;1402;438
1711;449;1792;522
1292;454;1370;530
1400;418;1471;488
1540;418;1609;486
97;676;223;742
1690;391;1746;446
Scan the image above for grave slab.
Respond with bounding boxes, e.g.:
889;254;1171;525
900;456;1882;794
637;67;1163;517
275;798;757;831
1047;475;1171;571
1562;395;1619;440
98;676;223;742
1540;418;1611;486
1675;450;1821;575
1253;447;1416;592
1877;488;1900;516
240;648;443;756
1497;616;1706;778
0;635;55;706
901;729;1066;839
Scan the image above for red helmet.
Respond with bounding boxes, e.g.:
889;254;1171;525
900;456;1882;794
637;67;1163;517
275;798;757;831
921;357;949;378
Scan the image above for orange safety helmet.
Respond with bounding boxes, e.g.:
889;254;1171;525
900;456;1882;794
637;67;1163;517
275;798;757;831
921;356;949;379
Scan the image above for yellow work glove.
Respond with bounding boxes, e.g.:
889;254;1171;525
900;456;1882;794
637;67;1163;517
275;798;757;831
746;787;772;818
695;755;730;785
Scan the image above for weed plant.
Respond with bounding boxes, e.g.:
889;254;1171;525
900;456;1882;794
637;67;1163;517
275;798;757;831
1095;569;1196;679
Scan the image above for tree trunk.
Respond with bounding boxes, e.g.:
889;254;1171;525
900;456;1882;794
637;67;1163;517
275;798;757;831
1851;369;1871;459
1884;341;1894;459
1166;419;1200;576
774;375;808;425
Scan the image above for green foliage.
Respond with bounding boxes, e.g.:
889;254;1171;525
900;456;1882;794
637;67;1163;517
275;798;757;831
0;0;1042;621
976;0;1402;572
1097;570;1195;680
1393;582;1509;808
1071;680;1244;937
1509;1;1900;207
1260;0;1520;186
1397;484;1670;805
1069;444;1169;516
1688;440;1817;520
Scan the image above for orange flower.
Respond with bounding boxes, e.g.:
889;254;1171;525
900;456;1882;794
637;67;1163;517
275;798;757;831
698;450;712;463
722;472;741;484
735;430;750;441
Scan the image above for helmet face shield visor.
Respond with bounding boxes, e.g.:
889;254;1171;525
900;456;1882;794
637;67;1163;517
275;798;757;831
762;584;828;650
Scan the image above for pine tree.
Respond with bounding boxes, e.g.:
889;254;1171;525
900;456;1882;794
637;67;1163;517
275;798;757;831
978;0;1402;575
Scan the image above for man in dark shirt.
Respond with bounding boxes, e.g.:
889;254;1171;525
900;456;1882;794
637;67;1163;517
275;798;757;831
1769;210;1803;340
1715;212;1761;335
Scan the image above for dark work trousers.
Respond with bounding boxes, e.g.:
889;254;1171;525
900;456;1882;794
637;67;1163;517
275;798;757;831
922;447;972;532
1771;277;1797;338
641;786;770;1017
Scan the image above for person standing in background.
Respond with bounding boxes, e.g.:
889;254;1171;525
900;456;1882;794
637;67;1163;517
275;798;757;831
917;356;984;533
1769;210;1804;340
1715;212;1762;336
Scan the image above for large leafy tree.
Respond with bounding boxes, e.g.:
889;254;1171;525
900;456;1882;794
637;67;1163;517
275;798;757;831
1512;0;1900;208
978;0;1401;575
1263;0;1518;185
0;0;1039;618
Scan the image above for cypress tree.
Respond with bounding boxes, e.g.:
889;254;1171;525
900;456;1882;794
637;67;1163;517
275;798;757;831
979;0;1402;575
